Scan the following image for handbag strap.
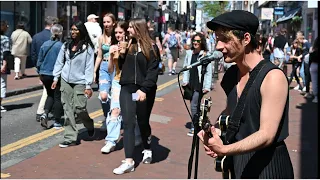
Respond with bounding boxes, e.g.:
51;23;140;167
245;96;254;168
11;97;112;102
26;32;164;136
226;60;268;144
43;41;58;60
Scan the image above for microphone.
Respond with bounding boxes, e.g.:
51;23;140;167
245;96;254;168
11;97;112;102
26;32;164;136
180;51;223;72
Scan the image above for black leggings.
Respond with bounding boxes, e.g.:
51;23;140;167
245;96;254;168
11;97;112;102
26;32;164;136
289;61;302;89
120;84;156;158
40;75;63;122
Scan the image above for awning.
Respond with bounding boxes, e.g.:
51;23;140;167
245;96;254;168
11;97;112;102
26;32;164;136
276;7;301;23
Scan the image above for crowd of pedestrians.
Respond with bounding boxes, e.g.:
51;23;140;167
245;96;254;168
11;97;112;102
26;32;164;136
1;9;317;176
261;28;318;103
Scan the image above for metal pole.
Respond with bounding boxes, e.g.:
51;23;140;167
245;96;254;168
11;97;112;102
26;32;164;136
213;59;219;80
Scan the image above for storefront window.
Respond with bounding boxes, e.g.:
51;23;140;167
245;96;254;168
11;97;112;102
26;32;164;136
0;1;15;36
57;1;88;40
14;1;31;32
0;1;40;36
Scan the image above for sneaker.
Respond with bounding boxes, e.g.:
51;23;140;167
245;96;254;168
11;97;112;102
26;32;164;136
168;72;172;76
302;87;306;92
40;114;48;128
53;122;63;130
1;106;7;113
36;114;41;122
113;160;135;175
304;93;313;99
312;97;318;103
59;141;78;148
187;128;194;137
171;69;176;75
142;149;152;164
101;141;116;154
293;85;300;90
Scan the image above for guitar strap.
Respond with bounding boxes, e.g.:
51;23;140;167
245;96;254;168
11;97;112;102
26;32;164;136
225;60;268;144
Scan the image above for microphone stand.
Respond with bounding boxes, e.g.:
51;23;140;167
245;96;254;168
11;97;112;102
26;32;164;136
187;60;210;179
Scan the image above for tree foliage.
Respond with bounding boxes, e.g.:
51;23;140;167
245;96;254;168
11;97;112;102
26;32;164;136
200;1;229;19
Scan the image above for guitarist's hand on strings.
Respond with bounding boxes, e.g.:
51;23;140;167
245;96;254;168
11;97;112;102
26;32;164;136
198;127;225;157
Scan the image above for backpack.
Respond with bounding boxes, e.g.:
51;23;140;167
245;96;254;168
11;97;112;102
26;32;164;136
168;33;178;48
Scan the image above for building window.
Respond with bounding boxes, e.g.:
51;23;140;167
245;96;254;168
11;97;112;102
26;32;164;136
307;13;313;32
1;1;31;36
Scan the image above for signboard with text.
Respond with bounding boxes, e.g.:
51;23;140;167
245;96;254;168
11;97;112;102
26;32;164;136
274;7;284;16
261;8;273;20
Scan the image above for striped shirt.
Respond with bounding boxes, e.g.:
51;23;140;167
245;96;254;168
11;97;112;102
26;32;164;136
1;35;11;67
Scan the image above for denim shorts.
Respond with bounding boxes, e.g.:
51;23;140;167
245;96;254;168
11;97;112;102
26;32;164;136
110;79;121;111
99;61;113;94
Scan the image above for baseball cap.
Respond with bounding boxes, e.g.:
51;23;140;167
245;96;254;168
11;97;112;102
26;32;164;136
207;10;259;35
87;14;99;20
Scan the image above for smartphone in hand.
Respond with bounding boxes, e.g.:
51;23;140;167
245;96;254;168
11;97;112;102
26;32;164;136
132;93;139;101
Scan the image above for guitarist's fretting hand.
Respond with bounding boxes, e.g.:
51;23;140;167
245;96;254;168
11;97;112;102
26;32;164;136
198;126;225;157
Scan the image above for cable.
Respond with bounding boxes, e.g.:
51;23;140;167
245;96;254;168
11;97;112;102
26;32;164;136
177;71;192;120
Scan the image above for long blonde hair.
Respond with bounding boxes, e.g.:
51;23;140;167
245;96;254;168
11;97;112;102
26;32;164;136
128;18;157;60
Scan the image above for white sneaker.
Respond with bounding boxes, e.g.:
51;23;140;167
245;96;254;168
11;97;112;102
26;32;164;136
1;106;7;113
101;141;115;154
302;87;306;92
294;85;300;90
142;149;152;164
113;160;135;175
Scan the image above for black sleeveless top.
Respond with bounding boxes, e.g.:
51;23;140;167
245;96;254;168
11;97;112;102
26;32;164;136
220;60;289;143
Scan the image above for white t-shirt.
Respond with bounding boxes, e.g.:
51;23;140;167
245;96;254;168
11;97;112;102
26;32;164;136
273;42;289;59
84;22;102;53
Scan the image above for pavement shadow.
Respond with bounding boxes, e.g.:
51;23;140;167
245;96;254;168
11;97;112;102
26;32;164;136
296;97;318;178
134;135;170;168
21;74;39;79
77;128;106;142
2;103;33;111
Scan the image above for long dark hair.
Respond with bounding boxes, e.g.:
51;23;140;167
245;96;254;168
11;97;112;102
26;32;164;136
67;20;94;52
115;20;129;43
312;37;318;52
0;21;8;35
191;32;208;51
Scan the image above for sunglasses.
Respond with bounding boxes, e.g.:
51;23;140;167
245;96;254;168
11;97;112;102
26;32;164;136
70;28;79;32
193;40;201;43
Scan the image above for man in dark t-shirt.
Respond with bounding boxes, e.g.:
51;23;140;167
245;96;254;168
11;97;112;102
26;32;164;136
197;10;293;178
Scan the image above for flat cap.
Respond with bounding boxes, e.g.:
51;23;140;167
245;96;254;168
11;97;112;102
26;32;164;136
207;10;259;35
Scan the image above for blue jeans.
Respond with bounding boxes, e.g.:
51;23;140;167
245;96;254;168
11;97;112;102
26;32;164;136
190;91;200;129
110;80;121;110
99;61;113;95
300;62;306;85
105;79;122;145
105;114;122;145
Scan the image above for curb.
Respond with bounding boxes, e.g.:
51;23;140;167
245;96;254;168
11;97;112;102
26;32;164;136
5;85;43;98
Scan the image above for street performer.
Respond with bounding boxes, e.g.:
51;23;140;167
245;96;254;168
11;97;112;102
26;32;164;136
197;10;294;178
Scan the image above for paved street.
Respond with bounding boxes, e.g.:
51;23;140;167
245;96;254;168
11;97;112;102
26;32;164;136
1;60;318;178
